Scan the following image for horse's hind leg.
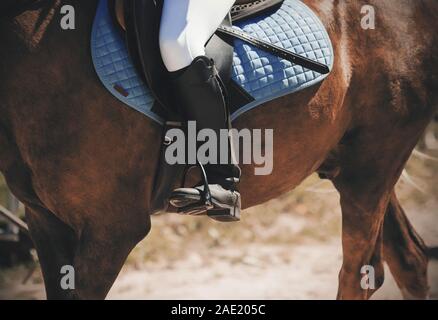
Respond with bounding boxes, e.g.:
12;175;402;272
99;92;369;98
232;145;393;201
25;206;77;299
331;118;430;299
383;192;429;299
333;175;387;300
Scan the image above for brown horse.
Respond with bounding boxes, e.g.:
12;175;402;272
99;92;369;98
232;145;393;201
0;0;437;299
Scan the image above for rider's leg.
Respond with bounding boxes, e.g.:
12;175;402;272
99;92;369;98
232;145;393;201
159;0;241;220
159;0;235;72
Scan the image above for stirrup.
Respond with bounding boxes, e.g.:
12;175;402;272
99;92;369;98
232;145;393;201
175;162;241;222
176;161;214;215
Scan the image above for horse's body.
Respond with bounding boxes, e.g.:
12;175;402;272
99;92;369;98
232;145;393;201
0;0;437;299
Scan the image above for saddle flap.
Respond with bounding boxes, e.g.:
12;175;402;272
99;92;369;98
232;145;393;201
124;0;173;115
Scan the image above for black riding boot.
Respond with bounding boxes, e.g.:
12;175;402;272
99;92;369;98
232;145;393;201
168;56;241;222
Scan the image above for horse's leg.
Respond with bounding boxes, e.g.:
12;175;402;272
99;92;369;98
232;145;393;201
25;206;77;299
333;181;387;300
1;129;77;299
382;191;429;299
71;212;151;299
331;121;429;299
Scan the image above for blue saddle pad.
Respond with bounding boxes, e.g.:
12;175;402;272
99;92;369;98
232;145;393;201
91;0;333;124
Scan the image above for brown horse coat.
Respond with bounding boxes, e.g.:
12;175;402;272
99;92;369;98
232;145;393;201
0;0;437;299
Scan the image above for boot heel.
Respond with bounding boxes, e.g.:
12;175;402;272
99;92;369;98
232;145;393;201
207;206;241;222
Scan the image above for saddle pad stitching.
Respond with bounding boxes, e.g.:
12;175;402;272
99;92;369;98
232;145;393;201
91;0;334;124
232;1;333;119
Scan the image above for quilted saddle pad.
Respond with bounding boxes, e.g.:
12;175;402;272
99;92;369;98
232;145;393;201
91;0;334;124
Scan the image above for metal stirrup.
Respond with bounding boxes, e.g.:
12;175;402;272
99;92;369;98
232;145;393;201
197;161;213;208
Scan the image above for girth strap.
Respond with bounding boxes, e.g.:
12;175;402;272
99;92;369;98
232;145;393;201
216;25;330;74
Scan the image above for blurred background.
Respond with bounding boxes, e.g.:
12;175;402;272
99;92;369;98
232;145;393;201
0;120;437;300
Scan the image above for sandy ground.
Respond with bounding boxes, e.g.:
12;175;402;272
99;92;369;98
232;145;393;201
1;197;437;300
108;207;438;301
108;241;407;300
2;240;437;300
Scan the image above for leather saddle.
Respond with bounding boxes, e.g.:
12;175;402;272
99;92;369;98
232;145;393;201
114;0;286;118
109;0;328;214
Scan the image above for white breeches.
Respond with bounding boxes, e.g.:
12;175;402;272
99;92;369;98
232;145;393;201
159;0;235;72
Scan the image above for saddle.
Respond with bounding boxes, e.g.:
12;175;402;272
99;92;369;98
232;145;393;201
114;0;329;118
96;0;332;214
